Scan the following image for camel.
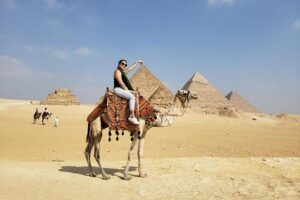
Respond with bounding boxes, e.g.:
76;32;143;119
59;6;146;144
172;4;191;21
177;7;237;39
33;109;42;124
84;89;197;180
42;112;52;125
152;90;198;127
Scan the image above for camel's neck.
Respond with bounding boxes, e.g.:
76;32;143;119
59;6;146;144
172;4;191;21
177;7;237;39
173;95;188;109
167;95;189;117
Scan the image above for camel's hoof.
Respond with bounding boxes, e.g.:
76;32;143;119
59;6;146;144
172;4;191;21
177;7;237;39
123;175;132;181
90;172;97;177
102;174;110;180
139;173;147;178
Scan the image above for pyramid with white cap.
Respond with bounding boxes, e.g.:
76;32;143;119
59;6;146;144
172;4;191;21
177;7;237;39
181;72;233;113
225;91;258;113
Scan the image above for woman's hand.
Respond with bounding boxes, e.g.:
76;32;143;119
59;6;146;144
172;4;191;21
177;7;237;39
124;60;144;74
135;60;143;65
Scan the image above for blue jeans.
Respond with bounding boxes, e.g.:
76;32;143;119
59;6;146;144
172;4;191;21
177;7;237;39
114;87;135;111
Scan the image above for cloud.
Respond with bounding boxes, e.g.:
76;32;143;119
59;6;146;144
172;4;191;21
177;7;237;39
45;0;63;9
74;48;92;56
21;45;93;60
0;55;52;78
293;18;300;29
52;50;71;60
207;0;234;7
0;55;32;78
0;54;101;103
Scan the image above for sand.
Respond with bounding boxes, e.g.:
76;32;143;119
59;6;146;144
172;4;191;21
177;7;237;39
0;98;300;199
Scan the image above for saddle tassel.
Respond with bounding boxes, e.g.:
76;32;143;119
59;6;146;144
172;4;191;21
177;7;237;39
115;130;119;141
108;130;112;142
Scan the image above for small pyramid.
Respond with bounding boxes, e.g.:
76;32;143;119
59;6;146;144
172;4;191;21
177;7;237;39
130;65;174;100
41;88;80;105
181;72;233;113
148;86;174;111
225;91;257;113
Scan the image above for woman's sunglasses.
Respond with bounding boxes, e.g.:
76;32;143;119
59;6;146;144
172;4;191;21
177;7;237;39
121;62;127;67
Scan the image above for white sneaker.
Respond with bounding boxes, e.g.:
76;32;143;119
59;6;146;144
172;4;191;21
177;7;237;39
128;117;140;125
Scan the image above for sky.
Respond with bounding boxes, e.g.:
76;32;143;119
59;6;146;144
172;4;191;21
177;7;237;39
0;0;299;114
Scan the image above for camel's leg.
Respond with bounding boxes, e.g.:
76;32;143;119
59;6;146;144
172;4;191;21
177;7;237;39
123;131;139;180
84;136;96;177
94;130;110;180
137;130;147;178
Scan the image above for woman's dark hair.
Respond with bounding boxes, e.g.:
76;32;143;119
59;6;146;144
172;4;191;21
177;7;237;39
118;59;127;65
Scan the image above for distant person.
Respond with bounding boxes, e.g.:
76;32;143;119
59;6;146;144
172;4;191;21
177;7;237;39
34;108;39;116
33;108;41;124
54;117;59;127
44;107;49;115
42;107;52;124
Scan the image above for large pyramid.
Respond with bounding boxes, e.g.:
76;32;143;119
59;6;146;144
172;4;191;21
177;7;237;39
181;72;233;113
41;88;80;105
148;86;174;111
130;65;174;109
225;91;257;113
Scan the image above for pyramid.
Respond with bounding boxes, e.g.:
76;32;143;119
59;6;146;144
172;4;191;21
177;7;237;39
41;88;80;105
225;91;257;113
130;65;174;103
181;72;233;113
148;86;174;111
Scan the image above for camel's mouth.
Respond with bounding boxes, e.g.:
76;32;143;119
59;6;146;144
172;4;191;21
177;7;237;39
149;114;158;122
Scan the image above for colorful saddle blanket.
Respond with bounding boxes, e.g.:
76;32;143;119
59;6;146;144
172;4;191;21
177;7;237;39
106;90;140;131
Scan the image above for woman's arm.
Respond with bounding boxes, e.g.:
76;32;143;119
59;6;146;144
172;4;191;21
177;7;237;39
114;70;128;90
124;60;143;74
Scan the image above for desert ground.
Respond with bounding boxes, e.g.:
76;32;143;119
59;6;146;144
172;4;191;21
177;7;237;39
0;98;299;200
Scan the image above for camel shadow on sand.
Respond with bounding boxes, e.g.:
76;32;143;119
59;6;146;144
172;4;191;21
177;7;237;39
59;165;138;179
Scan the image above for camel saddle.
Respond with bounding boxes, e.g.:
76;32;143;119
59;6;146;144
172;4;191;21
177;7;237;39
106;90;140;131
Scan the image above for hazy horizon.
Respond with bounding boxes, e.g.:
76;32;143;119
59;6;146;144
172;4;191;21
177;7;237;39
0;0;299;114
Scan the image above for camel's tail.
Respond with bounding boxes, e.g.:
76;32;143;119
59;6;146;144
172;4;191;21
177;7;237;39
86;123;91;143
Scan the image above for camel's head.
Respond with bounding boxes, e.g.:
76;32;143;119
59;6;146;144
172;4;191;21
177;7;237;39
175;90;198;109
177;90;198;101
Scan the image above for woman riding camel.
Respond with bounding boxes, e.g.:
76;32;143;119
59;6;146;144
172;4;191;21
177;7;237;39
86;59;143;124
114;59;143;124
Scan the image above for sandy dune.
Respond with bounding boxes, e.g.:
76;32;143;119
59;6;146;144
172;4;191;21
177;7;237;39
0;99;300;199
